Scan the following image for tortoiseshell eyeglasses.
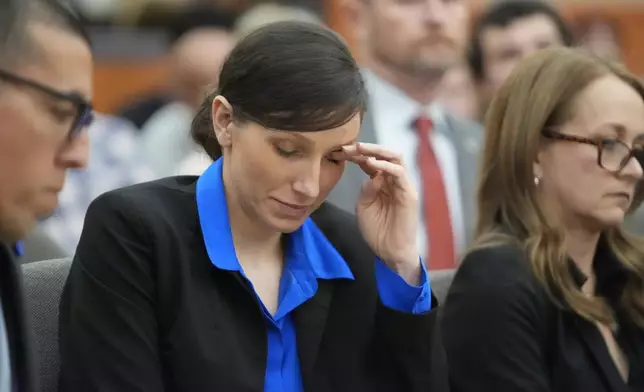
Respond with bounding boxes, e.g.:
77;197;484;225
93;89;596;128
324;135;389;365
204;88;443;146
542;128;644;174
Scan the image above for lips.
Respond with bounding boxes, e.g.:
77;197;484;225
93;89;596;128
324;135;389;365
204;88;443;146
610;192;631;202
274;199;311;210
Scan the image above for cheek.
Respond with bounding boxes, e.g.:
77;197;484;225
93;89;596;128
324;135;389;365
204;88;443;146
317;162;346;199
447;13;469;43
233;148;284;194
0;107;57;185
489;61;516;89
548;149;604;210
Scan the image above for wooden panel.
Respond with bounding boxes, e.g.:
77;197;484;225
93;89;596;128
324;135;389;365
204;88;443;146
562;2;644;75
93;57;169;114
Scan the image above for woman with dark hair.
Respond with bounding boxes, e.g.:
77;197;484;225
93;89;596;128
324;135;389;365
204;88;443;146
58;21;441;392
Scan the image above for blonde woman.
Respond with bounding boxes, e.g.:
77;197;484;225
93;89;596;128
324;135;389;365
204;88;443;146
441;47;644;392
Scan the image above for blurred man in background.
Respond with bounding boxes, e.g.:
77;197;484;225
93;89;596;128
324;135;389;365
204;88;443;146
139;27;235;179
468;0;572;120
0;0;92;389
436;63;479;121
38;114;154;254
339;0;482;270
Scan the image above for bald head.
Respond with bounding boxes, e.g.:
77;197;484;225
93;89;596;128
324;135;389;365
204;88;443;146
170;27;236;108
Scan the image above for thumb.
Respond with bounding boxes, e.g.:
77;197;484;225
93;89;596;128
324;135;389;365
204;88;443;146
359;172;383;204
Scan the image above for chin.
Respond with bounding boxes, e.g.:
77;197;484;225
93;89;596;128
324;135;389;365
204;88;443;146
593;207;627;229
260;199;313;233
267;215;308;234
0;212;35;243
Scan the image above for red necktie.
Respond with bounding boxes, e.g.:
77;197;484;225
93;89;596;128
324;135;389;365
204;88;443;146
414;115;456;270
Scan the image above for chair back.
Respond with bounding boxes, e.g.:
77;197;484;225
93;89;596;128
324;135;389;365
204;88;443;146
429;269;456;304
22;257;72;392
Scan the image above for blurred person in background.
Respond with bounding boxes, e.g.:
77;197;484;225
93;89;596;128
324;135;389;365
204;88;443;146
139;27;235;179
233;2;322;39
435;63;479;121
0;0;92;390
468;0;573;120
441;47;644;391
177;3;324;176
38;114;155;254
576;18;622;62
342;0;482;270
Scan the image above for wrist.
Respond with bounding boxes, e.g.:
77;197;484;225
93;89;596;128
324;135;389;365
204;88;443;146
387;255;422;286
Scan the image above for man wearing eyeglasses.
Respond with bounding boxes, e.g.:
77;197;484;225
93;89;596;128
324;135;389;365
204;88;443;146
0;0;93;390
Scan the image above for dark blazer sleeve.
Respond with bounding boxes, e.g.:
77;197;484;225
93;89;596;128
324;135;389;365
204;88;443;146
373;296;441;392
441;245;552;392
312;202;442;392
58;190;163;392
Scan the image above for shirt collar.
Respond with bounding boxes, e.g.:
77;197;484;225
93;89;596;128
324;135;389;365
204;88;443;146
12;242;23;258
362;68;447;131
196;158;354;281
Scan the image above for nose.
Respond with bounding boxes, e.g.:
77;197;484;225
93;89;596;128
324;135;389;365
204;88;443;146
622;154;644;180
423;0;449;26
292;161;321;200
56;130;90;169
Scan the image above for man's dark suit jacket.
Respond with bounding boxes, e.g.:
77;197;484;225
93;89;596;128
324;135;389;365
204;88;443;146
58;176;448;392
0;245;35;392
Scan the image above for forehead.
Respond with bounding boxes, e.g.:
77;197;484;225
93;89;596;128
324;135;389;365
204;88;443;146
570;75;644;138
371;0;467;14
266;113;361;148
481;14;562;51
18;22;93;100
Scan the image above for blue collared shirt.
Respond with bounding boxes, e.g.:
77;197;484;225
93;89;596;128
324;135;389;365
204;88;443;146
196;158;431;392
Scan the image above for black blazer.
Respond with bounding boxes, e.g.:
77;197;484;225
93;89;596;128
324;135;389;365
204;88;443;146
58;176;447;392
0;244;35;392
440;241;644;392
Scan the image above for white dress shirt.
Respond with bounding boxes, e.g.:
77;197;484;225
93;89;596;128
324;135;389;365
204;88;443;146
139;101;197;179
362;70;465;258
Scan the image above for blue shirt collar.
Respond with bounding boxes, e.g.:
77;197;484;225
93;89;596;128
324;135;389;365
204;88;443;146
13;241;23;257
196;158;354;281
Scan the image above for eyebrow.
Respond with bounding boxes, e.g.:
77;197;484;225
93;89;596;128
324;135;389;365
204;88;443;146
594;123;626;138
593;123;644;144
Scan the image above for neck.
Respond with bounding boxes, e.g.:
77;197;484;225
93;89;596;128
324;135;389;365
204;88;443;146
222;167;283;268
367;57;444;105
565;226;601;278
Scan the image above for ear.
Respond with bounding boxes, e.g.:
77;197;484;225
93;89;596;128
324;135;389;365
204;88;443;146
212;95;234;149
533;149;544;181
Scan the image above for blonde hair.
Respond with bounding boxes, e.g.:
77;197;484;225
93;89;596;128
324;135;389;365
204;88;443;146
475;47;644;328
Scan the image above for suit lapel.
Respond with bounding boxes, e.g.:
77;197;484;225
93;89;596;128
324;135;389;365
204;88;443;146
292;204;365;373
439;113;482;247
572;317;630;392
291;279;335;373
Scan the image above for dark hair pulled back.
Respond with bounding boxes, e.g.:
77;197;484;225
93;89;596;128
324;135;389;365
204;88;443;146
191;21;367;160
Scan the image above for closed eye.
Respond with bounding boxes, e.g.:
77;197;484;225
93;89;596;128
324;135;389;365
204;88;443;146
274;145;299;158
49;105;76;124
